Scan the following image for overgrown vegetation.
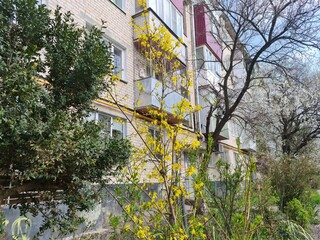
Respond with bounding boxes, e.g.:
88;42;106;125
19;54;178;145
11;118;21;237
0;0;131;237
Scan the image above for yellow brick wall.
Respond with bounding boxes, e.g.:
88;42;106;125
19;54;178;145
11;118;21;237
48;0;136;110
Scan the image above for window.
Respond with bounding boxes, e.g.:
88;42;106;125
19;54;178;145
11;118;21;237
89;112;126;139
163;0;171;27
111;0;124;10
183;152;194;198
206;48;214;72
149;128;162;159
171;4;177;34
206;48;220;77
214;181;226;197
113;46;122;76
211;21;218;37
110;43;125;80
147;0;183;38
215;61;221;77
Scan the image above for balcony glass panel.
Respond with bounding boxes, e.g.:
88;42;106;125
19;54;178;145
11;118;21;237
133;10;186;65
135;77;189;123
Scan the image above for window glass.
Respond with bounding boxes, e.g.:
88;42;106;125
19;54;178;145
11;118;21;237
149;0;157;11
157;0;163;19
149;0;182;38
206;49;214;72
211;22;218;37
163;0;171;28
215;61;221;77
135;0;143;12
171;5;177;34
111;0;124;10
98;114;112;136
88;113;126;139
177;12;182;38
149;128;162;159
113;46;122;76
112;120;124;139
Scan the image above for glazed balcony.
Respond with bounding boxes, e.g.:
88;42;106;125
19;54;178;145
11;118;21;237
204;116;229;140
240;135;256;152
132;8;186;65
134;76;190;124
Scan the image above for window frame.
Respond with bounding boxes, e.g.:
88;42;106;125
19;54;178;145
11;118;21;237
148;127;162;160
109;42;126;82
110;0;125;11
89;112;127;139
183;152;194;198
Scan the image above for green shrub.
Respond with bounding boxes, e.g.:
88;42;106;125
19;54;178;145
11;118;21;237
285;198;310;227
277;220;313;240
310;191;320;206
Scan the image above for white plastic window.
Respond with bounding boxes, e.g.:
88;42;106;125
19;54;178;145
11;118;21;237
89;112;126;139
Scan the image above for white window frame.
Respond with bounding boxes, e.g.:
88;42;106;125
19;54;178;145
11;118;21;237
148;127;162;160
111;0;125;11
88;112;126;139
110;43;126;81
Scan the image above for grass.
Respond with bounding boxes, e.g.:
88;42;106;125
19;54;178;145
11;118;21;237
311;191;320;206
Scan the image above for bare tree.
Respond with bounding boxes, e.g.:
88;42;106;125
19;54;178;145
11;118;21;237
197;0;320;169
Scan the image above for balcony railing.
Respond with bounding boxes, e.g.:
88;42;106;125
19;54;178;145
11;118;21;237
134;76;190;124
132;9;186;65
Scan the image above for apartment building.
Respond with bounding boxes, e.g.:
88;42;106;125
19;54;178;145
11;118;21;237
39;0;254;191
193;1;256;179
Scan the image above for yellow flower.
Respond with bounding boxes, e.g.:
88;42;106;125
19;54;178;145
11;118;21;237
186;166;197;176
132;215;138;223
124;204;131;213
124;224;130;231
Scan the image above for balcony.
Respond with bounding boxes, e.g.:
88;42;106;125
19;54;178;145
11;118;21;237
135;77;189;124
197;69;220;88
132;9;186;65
240;135;256;152
200;114;229;140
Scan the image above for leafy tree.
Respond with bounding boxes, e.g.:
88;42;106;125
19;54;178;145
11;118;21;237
269;155;318;211
0;0;131;236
